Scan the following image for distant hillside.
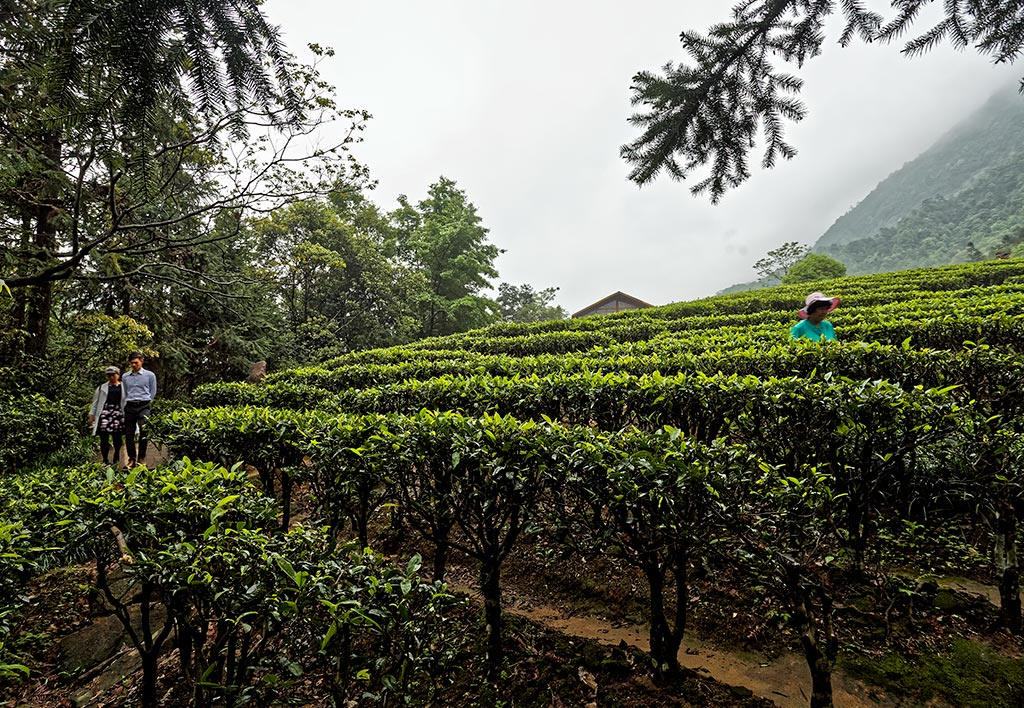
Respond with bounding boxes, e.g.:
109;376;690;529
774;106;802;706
717;279;771;296
717;89;1024;294
819;149;1024;274
816;90;1024;251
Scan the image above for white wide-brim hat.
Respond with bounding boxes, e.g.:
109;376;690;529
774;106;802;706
798;292;840;320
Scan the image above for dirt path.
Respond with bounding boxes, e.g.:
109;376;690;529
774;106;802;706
508;604;896;708
504;574;1005;707
92;441;169;468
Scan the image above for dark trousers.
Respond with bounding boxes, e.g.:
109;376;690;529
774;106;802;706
124;400;152;463
98;432;123;465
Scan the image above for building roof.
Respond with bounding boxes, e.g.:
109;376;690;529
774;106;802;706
572;291;654;318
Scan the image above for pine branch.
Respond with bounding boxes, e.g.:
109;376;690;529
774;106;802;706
624;0;1024;201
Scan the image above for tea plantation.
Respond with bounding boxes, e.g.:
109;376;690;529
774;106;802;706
7;259;1024;706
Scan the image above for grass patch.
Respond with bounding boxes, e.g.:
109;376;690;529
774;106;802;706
842;638;1024;706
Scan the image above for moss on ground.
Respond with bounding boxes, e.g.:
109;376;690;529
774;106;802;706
841;638;1024;707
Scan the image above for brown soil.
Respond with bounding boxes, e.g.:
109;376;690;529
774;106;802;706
510;604;894;708
436;553;899;708
2;564;775;708
90;441;169;469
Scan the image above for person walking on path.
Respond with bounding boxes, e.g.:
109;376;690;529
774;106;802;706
122;352;157;468
790;292;840;342
88;366;125;466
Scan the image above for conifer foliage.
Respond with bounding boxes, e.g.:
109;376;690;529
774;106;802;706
621;0;1024;202
7;0;299;130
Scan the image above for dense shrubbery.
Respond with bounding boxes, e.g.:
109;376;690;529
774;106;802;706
0;393;81;474
0;461;462;706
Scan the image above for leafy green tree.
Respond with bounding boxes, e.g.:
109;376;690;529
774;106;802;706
48;313;154;396
392;177;502;338
496;283;567;323
445;415;550;676
251;190;425;364
288;240;349;327
782;254;847;284
562;429;739;678
0;1;362;359
622;0;1024;201
0;0;278;352
754;241;809;283
729;466;842;708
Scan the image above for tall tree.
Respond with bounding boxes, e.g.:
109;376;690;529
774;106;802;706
754;241;808;283
782;254;847;285
621;1;1024;201
393;177;502;338
0;0;360;357
251;187;425;363
496;283;567;323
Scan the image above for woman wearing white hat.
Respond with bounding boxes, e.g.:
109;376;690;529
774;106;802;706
790;292;840;342
88;366;126;466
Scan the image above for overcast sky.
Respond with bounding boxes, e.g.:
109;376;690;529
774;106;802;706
265;0;1019;314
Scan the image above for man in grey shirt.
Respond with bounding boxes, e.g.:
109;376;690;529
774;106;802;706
122;351;157;468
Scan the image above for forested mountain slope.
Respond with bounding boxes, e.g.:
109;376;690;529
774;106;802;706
716;90;1024;293
819;149;1024;274
815;89;1024;251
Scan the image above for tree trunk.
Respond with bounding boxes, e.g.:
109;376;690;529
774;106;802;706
141;650;160;708
480;558;503;678
433;537;449;583
9;214;32;338
996;500;1021;633
807;654;834;708
280;468;293;531
785;564;834;708
258;465;275;499
848;501;866;577
643;563;681;678
671;553;688;659
22;281;51;357
355;479;370;548
139;583;161;708
24;131;62;356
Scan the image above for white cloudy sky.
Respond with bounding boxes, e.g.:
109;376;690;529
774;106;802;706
265;0;1019;314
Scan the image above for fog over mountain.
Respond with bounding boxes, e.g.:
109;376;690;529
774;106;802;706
816;91;1024;249
814;91;1024;274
